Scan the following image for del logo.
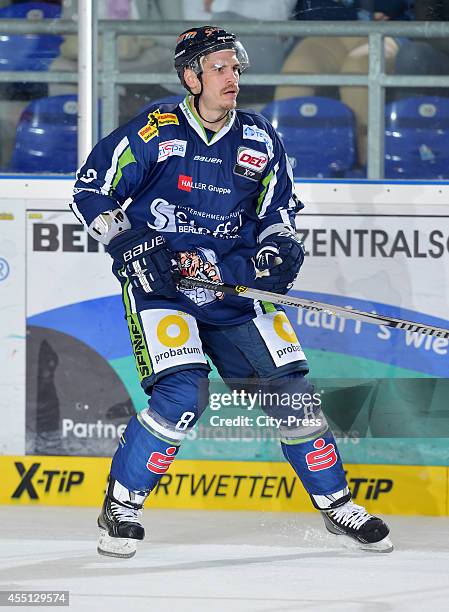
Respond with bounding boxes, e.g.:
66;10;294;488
147;446;177;474
237;147;268;171
234;147;268;181
138;109;179;143
158;139;187;162
178;174;192;192
305;438;338;472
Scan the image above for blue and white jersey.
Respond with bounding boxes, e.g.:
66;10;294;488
72;96;302;325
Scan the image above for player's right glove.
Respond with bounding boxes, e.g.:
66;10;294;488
254;230;305;294
106;227;178;298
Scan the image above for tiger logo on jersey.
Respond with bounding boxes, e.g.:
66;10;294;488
177;248;224;305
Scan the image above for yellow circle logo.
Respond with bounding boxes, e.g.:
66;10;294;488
273;313;298;343
157;315;190;347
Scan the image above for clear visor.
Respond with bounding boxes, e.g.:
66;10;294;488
233;40;250;72
192;40;250;75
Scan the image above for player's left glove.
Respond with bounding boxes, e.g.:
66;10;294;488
254;230;305;294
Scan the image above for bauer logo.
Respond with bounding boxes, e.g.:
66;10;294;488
194;155;222;164
123;234;164;261
147;446;177;474
158;139;187;162
305;439;338;472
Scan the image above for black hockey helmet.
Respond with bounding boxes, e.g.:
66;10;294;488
174;26;249;88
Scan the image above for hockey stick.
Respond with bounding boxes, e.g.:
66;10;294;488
176;275;449;339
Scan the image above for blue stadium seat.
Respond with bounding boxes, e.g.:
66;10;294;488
139;95;184;113
344;166;367;179
385;96;449;180
261;96;356;178
10;95;78;173
0;3;62;72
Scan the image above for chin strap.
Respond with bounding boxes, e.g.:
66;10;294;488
193;86;229;126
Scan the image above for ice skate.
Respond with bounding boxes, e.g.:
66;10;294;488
97;478;146;559
322;500;393;553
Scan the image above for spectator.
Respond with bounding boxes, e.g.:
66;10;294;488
204;0;297;102
49;0;185;122
275;1;412;167
395;0;449;87
0;0;62;168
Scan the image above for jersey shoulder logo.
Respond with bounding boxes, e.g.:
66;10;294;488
138;109;180;143
234;146;268;181
242;123;274;159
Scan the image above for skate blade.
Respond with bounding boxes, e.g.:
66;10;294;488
339;533;394;553
358;535;394;553
97;529;138;559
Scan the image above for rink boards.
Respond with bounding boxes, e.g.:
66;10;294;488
1;178;449;517
0;455;447;516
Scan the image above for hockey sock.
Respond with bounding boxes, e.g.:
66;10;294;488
281;429;349;501
110;414;180;493
110;368;209;493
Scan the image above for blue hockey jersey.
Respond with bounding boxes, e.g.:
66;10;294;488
71;96;302;325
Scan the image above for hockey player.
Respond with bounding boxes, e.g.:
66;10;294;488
71;26;392;557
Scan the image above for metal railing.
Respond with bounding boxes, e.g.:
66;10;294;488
1;18;449;178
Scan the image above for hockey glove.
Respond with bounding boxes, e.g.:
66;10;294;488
254;231;305;294
106;227;178;298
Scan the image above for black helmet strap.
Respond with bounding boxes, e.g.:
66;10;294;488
193;93;230;127
192;72;230;126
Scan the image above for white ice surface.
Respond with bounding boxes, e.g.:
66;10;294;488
0;507;448;612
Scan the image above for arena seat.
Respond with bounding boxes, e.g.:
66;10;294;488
344;166;367;179
139;95;185;113
9;94;78;173
385;96;449;180
261;96;356;178
0;3;62;72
